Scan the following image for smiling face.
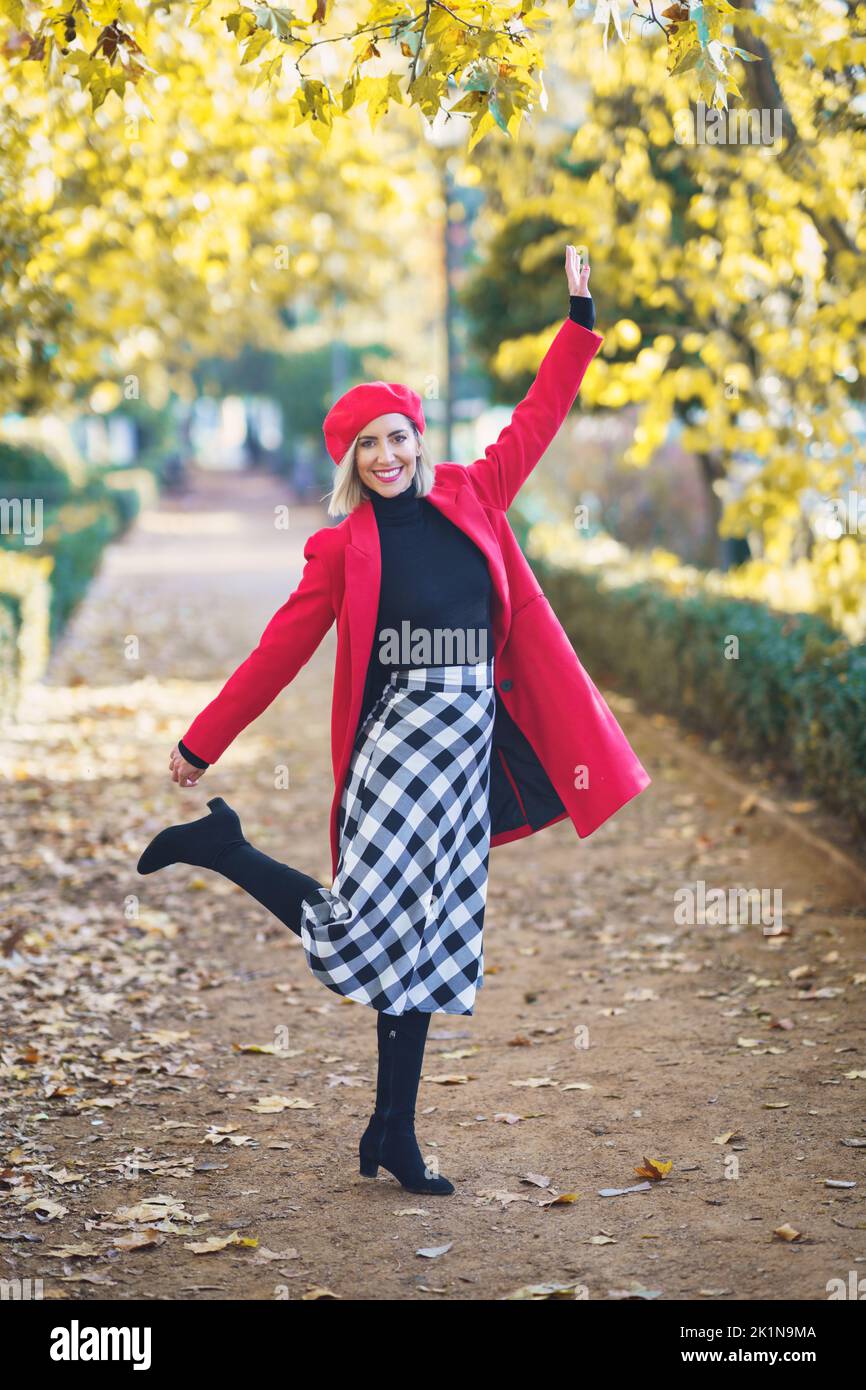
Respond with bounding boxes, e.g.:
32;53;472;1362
355;413;418;498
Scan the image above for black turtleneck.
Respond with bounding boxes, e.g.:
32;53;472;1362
177;295;596;768
357;468;494;728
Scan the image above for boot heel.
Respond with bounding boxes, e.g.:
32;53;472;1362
358;1123;382;1177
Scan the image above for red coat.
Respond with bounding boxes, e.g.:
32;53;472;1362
182;317;651;879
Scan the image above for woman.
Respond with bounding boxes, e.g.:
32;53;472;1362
137;244;651;1198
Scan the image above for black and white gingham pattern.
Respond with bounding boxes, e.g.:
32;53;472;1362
300;660;496;1015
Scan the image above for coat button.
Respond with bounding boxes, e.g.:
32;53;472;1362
500;679;513;691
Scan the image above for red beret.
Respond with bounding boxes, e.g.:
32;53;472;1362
322;381;425;466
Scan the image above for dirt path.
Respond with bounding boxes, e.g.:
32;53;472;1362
2;468;864;1302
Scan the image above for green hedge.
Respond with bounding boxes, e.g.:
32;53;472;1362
0;592;19;715
0;549;52;717
98;467;156;529
0;443;160;709
1;500;120;643
531;557;866;840
0;439;78;504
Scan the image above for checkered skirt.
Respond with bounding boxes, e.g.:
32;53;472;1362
299;660;496;1015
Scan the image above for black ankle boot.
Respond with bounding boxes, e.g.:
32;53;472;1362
136;797;247;875
376;1011;455;1196
359;1013;394;1177
138;799;326;939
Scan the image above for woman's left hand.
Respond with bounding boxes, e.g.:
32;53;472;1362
169;743;207;788
566;244;591;297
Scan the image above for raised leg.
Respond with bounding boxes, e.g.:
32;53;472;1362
212;838;324;939
137;796;323;938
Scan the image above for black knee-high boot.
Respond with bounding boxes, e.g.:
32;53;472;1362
358;1012;395;1176
363;1010;455;1196
136;796;323;938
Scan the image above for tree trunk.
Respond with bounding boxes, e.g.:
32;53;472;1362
697;451;726;568
732;0;856;258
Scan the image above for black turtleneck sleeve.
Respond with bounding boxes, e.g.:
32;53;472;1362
178;738;209;769
569;294;595;331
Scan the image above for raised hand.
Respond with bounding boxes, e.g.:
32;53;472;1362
566;244;591;297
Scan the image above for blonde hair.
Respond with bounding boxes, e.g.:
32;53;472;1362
324;416;436;518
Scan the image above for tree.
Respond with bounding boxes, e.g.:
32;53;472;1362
459;1;866;628
0;49;443;412
2;1;863;146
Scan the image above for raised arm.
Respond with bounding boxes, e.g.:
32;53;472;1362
176;528;336;767
465;244;604;513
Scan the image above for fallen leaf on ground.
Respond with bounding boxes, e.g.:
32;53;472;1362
634;1157;672;1181
184;1232;258;1254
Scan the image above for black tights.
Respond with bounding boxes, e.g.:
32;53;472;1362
209;840;433;1125
210;837;323;938
210;837;431;1032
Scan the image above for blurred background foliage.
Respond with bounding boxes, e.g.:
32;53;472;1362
1;0;864;827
